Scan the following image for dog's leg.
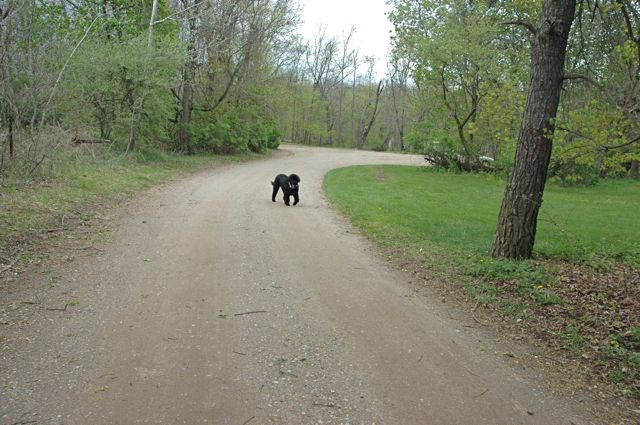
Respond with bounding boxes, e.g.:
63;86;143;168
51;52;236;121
284;194;290;206
271;181;279;202
293;192;299;205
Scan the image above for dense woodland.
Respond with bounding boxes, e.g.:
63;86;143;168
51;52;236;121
0;0;638;180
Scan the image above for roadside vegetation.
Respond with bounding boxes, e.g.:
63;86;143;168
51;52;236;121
325;165;640;409
0;131;264;277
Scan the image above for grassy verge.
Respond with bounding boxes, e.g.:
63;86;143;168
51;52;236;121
325;165;640;405
0;146;263;262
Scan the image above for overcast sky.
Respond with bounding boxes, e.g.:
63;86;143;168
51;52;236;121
297;0;394;77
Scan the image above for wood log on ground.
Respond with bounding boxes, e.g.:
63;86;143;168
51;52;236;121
72;136;111;146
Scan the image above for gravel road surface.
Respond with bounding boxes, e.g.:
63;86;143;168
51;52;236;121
1;145;590;424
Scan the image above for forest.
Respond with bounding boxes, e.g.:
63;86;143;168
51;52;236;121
0;0;640;184
0;0;637;184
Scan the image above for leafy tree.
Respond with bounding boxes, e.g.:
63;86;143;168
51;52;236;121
388;0;524;165
62;36;183;150
552;0;640;181
491;0;577;259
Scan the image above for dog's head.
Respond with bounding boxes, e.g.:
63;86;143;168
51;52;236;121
288;174;300;190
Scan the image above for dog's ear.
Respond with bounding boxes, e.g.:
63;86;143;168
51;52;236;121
290;174;300;183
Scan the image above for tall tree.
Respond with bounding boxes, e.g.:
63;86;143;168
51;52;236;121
388;52;411;150
490;0;577;259
176;0;198;152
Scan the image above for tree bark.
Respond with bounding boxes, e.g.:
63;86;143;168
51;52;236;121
490;0;576;260
148;0;159;48
178;2;197;153
8;112;13;158
356;80;384;149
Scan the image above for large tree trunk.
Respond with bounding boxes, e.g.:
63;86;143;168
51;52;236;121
490;0;576;260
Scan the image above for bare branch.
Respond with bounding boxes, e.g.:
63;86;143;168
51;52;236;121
153;1;204;25
503;20;537;35
602;135;640;150
40;15;99;128
170;87;182;102
563;73;601;87
557;126;640;150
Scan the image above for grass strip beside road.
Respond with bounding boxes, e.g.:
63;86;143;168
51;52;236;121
0;151;262;254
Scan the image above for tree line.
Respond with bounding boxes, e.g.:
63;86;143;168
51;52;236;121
2;1;637;179
0;0;403;164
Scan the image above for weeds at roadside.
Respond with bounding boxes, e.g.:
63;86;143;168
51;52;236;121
1;136;267;279
558;322;585;353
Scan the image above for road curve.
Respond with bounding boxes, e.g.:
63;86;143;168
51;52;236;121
1;145;589;425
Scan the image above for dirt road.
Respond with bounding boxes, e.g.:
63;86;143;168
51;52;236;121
1;145;590;424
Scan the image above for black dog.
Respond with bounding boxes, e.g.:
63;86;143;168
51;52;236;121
271;174;300;206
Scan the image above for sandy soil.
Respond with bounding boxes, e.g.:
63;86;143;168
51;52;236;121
0;145;593;424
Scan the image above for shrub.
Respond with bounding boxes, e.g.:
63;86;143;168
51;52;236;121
548;155;600;186
248;120;281;153
191;111;248;154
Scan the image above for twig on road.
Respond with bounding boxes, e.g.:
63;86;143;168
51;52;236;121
280;369;298;378
234;310;267;316
473;388;489;398
242;415;256;425
45;303;68;312
313;402;339;408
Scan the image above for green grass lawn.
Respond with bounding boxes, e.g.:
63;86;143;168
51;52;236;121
324;165;640;265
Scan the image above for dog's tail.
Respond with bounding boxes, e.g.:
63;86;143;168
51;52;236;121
271;181;275;186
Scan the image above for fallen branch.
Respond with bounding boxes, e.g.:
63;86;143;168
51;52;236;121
313;402;339;408
241;416;256;425
280;370;298;378
234;310;267;316
473;388;489;399
46;303;69;312
72;136;111;145
28;154;46;177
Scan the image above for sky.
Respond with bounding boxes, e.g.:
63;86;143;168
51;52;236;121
297;0;394;78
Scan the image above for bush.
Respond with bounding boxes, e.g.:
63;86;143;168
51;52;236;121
191;111;248;154
248;120;281;153
548;156;600;186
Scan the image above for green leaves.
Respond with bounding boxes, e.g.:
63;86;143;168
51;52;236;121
389;0;529;163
